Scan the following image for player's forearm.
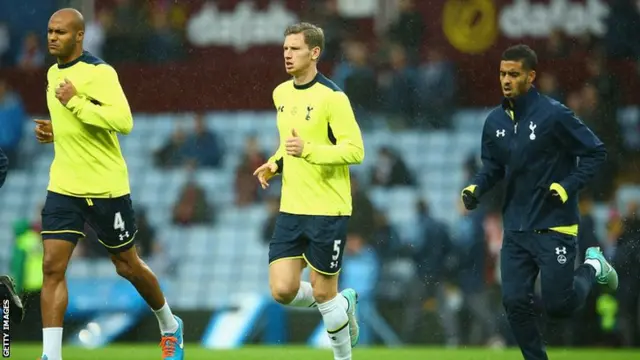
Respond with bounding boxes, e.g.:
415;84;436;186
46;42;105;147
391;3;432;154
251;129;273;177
560;146;607;195
473;165;504;196
268;145;285;173
302;142;364;165
66;96;133;134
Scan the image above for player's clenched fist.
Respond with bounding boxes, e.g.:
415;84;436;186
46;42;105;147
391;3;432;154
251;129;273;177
55;78;77;105
253;162;279;189
286;128;305;157
34;119;54;143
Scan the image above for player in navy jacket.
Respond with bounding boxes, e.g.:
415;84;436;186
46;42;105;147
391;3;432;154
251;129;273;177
461;45;618;360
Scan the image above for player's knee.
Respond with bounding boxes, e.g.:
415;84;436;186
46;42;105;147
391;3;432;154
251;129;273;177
502;293;530;315
544;300;573;319
42;254;67;281
112;256;140;281
270;282;299;304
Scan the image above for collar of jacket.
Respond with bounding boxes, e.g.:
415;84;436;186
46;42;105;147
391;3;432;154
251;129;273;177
501;86;539;114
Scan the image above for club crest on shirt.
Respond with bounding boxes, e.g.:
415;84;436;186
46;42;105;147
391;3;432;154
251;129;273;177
305;106;314;120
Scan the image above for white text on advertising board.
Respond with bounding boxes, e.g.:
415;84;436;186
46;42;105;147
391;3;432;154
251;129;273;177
500;0;610;38
187;1;298;51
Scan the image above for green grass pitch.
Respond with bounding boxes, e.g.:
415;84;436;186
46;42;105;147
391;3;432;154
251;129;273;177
7;343;639;360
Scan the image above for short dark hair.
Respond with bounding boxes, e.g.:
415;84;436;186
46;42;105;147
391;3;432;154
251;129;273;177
284;22;325;53
502;44;538;71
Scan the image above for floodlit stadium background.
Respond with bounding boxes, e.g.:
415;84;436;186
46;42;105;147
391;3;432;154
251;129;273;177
1;0;640;357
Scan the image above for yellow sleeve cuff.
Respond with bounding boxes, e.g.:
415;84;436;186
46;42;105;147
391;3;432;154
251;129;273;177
65;95;84;110
550;183;568;203
462;185;477;196
301;142;313;159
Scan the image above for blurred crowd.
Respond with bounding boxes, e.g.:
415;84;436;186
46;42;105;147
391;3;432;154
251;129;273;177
3;0;640;348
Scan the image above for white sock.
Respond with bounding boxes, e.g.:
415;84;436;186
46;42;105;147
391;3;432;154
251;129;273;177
288;281;317;307
152;300;179;334
585;259;602;277
42;327;63;360
318;295;351;360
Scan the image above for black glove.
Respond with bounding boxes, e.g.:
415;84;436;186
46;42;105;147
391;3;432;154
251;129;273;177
546;183;567;206
461;186;479;210
0;275;24;324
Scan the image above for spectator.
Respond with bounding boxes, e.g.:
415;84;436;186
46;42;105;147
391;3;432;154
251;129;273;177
154;128;188;168
614;200;640;347
0;22;9;66
84;8;113;58
172;181;214;226
370;146;414;187
0;79;26;169
419;48;456;129
341;231;380;345
314;0;353;62
234;135;267;206
537;72;563;102
332;40;378;127
133;208;162;259
580;82;618;201
146;6;184;63
605;0;640;60
543;29;569;59
387;0;424;63
16;32;45;70
183;114;225;169
452;202;502;346
261;196;280;244
402;200;458;346
380;44;422;129
347;177;376;241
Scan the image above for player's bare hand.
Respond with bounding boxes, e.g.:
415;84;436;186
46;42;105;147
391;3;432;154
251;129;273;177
285;129;305;157
55;78;77;105
34;119;54;143
253;162;278;189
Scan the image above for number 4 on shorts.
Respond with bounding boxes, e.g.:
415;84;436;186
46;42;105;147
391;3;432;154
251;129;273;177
113;211;125;231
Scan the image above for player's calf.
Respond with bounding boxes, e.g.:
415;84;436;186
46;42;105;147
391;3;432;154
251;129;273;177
311;271;351;359
110;247;166;310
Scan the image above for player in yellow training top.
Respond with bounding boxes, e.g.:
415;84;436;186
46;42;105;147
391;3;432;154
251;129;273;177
253;22;364;360
33;9;184;360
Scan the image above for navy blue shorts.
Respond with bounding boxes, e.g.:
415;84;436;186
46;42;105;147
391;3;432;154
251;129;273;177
41;191;137;253
268;212;349;275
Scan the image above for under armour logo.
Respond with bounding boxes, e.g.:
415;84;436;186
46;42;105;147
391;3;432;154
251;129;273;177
277;106;284;112
529;121;537;140
305;106;314;120
555;246;567;255
496;129;506;137
330;261;338;269
119;231;130;241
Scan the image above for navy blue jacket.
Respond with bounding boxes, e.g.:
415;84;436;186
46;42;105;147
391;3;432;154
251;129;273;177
472;87;606;231
0;147;7;188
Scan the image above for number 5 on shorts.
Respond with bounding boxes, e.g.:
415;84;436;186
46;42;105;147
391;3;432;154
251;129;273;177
332;239;342;261
113;211;125;231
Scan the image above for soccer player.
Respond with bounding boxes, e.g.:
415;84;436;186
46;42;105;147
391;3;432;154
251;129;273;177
253;22;364;360
35;9;183;360
461;44;617;360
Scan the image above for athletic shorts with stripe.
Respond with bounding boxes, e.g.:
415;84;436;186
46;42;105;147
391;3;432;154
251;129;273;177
41;191;138;253
268;212;349;275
